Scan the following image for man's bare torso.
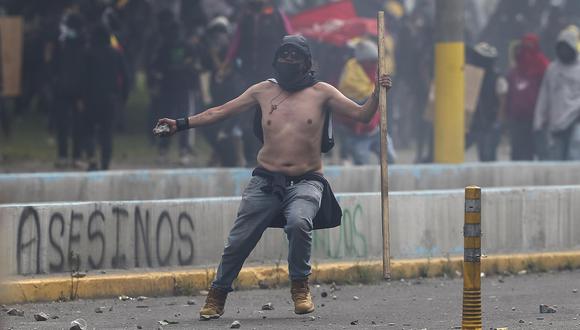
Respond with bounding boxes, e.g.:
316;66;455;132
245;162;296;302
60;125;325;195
255;81;328;176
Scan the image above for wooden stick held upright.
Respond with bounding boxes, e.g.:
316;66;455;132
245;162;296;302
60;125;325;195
377;11;391;280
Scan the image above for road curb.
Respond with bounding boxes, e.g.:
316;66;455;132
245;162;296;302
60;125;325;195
2;251;579;304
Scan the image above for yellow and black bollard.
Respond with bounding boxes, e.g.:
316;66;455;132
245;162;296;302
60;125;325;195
462;186;482;330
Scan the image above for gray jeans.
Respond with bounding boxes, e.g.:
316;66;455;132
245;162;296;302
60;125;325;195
211;176;323;292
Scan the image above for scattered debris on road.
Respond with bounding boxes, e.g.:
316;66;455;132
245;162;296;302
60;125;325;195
7;308;24;316
350;320;359;325
33;312;50;321
72;271;87;278
261;302;274;310
539;304;557;313
70;318;87;330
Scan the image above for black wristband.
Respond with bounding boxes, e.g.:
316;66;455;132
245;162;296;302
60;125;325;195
176;117;189;131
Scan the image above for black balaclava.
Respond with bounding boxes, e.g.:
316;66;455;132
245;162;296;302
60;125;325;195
556;42;577;64
272;35;317;92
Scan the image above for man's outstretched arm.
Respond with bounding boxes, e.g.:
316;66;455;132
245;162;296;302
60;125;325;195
325;74;392;123
153;82;264;137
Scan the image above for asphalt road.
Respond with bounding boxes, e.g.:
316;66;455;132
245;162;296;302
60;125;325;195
2;270;580;330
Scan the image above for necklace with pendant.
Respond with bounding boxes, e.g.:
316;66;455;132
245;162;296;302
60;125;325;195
270;91;291;114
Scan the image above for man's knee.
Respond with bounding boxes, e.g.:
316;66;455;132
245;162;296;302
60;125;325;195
222;237;245;256
222;227;258;256
285;215;312;234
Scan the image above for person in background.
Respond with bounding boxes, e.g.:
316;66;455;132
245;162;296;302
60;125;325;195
504;33;548;160
150;20;198;165
145;9;175;146
395;5;433;163
225;0;293;166
534;27;580;161
84;25;129;171
337;39;396;165
199;16;246;167
226;0;292;86
466;42;508;162
51;12;87;169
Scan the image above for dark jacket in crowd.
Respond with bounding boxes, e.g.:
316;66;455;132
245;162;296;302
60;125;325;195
150;23;199;97
228;5;292;84
53;37;86;99
85;27;129;105
467;48;501;132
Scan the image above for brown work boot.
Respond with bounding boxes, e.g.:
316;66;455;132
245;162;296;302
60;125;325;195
199;287;228;320
291;278;315;314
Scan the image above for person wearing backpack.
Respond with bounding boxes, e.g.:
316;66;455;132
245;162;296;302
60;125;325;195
154;35;392;321
505;34;549;160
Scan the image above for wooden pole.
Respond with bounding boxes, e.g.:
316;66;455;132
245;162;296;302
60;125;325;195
377;11;391;280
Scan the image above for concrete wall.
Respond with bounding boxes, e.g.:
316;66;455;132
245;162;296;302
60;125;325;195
3;186;579;276
2;162;580;203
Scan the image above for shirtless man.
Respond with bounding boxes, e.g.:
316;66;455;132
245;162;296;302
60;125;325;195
154;35;392;320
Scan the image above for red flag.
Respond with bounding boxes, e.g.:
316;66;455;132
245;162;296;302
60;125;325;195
290;0;357;30
289;0;377;46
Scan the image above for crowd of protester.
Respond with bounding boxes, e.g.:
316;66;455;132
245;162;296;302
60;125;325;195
1;0;580;170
